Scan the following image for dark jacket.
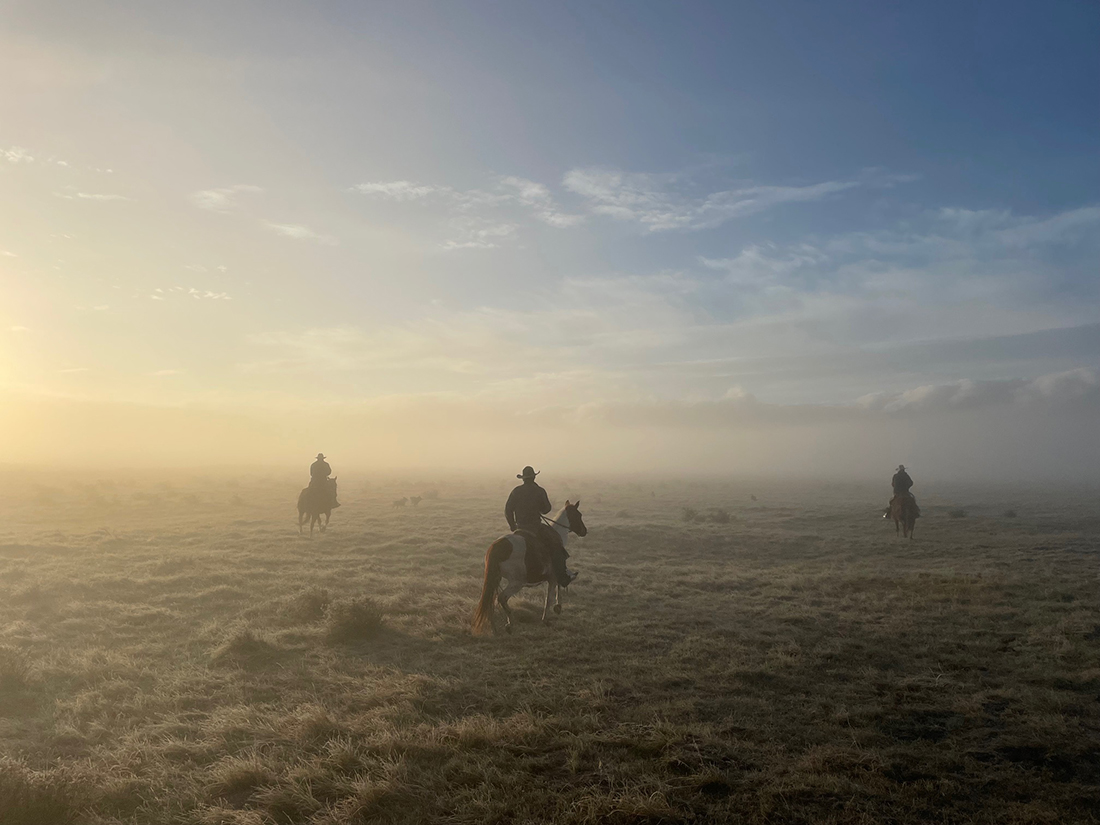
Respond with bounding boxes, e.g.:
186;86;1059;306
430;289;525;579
505;481;552;531
892;470;913;496
310;459;331;486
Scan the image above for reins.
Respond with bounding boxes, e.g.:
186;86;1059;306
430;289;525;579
541;514;571;531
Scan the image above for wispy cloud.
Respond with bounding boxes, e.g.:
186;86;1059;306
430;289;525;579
697;204;1100;323
54;191;130;201
563;168;859;231
10;326;29;333
856;368;1099;414
58;367;90;374
350;180;447;201
148;287;232;301
499;176;585;227
351;174;583;247
189;184;263;211
2;146;34;163
150;369;181;376
263;222;337;244
441;221;516;250
352;167;865;240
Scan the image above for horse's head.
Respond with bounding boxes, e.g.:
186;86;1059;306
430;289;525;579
563;500;587;537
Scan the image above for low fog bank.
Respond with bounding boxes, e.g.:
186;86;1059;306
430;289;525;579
2;367;1097;482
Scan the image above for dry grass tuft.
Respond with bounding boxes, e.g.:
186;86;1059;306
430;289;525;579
0;760;87;825
205;756;276;807
210;628;281;667
948;508;968;518
324;597;384;644
286;586;331;623
0;646;31;697
708;507;731;524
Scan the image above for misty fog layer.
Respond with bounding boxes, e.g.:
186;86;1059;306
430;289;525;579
3;366;1096;480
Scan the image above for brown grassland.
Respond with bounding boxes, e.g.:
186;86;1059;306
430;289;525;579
0;470;1098;824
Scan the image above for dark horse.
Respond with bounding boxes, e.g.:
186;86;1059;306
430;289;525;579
298;477;338;536
889;493;919;539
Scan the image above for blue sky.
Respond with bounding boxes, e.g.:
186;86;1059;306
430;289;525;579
1;0;1098;473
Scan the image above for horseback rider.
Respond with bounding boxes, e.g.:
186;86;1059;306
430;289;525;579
890;464;918;515
505;466;577;588
892;464;913;498
309;453;339;509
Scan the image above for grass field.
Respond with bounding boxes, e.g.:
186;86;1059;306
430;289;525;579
1;470;1098;824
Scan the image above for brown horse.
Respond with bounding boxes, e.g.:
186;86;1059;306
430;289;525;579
472;501;587;635
889;493;918;539
298;477;338;536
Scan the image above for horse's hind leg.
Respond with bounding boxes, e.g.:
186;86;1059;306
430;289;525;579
498;593;513;634
498;582;522;634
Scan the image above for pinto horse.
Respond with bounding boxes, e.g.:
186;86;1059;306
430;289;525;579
298;477;338;536
472;501;587;635
889;493;919;539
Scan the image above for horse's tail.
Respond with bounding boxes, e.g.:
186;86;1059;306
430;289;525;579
297;488;309;514
472;538;511;636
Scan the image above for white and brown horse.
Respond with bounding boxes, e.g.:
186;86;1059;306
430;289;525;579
472;501;587;635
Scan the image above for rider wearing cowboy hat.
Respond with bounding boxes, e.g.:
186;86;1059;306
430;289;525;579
892;465;913;498
889;464;919;516
505;466;577;588
309;453;339;509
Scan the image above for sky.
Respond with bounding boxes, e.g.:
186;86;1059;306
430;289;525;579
1;0;1098;478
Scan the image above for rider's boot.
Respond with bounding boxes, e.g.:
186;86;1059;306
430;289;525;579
551;549;575;588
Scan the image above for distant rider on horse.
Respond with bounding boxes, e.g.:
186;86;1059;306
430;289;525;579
890;465;919;516
505;467;577;588
310;453;340;509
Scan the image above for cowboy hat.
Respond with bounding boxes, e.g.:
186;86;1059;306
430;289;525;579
517;466;539;480
317;453;326;459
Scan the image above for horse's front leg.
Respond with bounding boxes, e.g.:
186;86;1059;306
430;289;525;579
553;583;563;615
320;511;329;533
542;581;556;624
498;593;514;634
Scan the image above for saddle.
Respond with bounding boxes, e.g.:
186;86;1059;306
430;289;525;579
514;528;552;584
